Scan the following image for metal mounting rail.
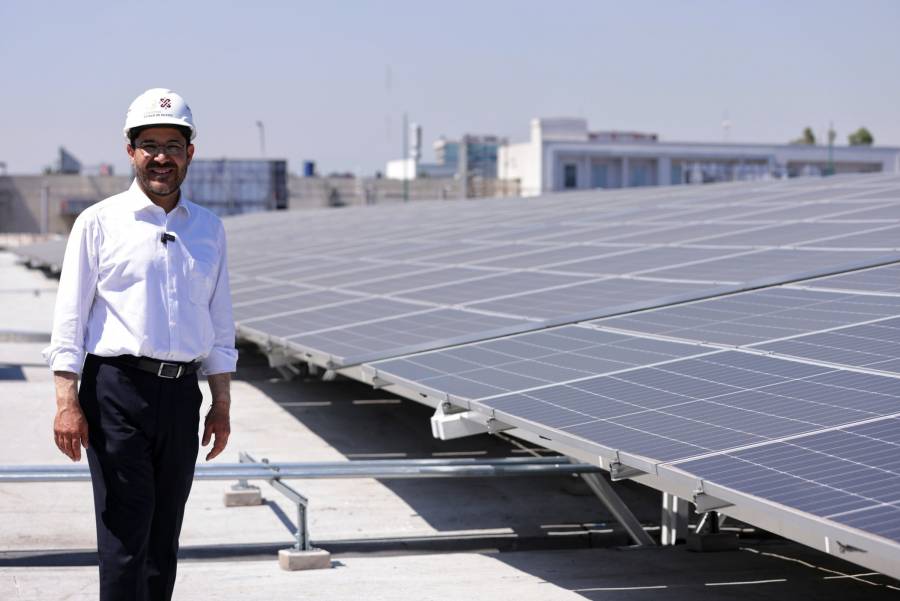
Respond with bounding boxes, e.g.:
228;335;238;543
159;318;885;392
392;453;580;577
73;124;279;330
0;456;654;552
0;456;601;483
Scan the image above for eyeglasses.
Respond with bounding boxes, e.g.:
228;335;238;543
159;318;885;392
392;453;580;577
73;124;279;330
135;142;187;157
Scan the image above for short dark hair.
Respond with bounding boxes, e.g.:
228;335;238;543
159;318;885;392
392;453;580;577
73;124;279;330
128;125;191;148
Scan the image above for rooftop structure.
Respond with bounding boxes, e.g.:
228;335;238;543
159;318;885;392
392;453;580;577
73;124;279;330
16;172;900;581
499;118;900;196
0;159;288;234
387;132;506;181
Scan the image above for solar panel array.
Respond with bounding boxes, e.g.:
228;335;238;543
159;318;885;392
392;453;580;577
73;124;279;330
228;174;900;366
13;238;68;269
233;173;900;577
15;172;900;578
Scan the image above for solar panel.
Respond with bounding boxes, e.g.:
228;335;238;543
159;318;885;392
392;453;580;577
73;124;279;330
803;224;900;250
284;308;530;366
733;201;895;222
233;289;358;322
791;263;900;295
416;243;533;264
550;246;742;277
589;222;753;245
300;262;449;288
399;271;593;307
693;221;886;247
239;297;431;339
474;244;637;270
370;325;710;401
478;351;898;463
756;318;900;375
243;259;361;284
594;288;900;346
674;416;900;544
647;248;896;283
831;203;900;221
843;186;900;200
467;277;711;320
328;266;492;295
230;282;309;305
12;238;67;269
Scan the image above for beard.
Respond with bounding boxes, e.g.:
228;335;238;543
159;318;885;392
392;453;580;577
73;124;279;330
135;159;188;199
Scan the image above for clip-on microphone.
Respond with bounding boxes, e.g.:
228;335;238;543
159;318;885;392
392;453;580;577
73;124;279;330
160;232;176;245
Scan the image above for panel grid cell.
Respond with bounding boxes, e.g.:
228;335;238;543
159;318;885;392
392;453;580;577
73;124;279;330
478;352;900;463
675;417;900;544
595;288;900;346
796;264;900;295
372;325;708;401
288;309;528;365
757;317;900;375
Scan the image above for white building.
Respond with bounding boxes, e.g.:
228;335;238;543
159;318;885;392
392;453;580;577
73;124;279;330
499;118;900;196
385;158;456;180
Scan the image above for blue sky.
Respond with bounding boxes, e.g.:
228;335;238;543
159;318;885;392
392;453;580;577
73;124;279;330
2;0;898;175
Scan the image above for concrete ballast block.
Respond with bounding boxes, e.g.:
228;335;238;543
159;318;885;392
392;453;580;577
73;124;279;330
278;548;332;571
686;531;739;552
223;486;263;507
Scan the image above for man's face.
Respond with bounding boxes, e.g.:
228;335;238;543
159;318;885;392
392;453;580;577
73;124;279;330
127;126;194;200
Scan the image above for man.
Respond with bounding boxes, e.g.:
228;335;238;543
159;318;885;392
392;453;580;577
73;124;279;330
44;88;237;601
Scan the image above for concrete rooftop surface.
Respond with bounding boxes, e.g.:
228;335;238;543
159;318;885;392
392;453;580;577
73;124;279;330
1;250;898;600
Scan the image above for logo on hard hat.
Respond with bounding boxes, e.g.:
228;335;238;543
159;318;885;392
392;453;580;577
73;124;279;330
160;98;172;109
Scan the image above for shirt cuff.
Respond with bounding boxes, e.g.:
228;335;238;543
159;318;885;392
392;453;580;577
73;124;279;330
43;346;86;375
200;346;238;376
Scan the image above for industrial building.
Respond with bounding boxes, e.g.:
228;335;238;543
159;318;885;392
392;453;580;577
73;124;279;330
0;158;288;234
386;133;505;181
181;158;288;216
499;118;900;196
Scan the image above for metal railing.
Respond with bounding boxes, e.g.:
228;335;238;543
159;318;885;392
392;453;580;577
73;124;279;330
0;454;603;552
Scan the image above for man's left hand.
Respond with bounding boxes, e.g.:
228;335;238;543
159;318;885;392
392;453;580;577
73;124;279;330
202;401;230;461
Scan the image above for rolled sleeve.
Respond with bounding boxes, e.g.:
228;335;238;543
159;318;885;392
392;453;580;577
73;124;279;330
200;223;238;376
43;214;99;375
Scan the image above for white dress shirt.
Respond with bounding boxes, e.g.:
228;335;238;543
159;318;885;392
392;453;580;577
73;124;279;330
43;180;238;376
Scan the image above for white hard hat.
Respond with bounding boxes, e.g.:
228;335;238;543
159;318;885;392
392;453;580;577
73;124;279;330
123;88;196;141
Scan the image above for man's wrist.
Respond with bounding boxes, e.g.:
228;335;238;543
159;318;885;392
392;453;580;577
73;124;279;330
54;371;80;407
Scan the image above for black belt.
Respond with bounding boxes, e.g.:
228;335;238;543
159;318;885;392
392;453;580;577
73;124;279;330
107;355;200;379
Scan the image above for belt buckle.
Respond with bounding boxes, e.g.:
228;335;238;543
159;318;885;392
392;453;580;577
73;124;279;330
157;362;183;379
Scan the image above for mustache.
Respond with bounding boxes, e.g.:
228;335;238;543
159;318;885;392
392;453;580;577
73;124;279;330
147;162;177;170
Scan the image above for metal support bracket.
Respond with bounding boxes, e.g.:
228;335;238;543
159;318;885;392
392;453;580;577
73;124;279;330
693;490;734;513
239;453;312;551
361;366;394;390
609;461;647;481
265;350;292;368
269;470;311;551
370;375;391;389
580;470;655;546
266;351;309;381
430;402;512;440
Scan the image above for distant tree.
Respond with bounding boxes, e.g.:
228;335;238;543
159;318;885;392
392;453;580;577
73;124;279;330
848;127;874;146
791;127;816;145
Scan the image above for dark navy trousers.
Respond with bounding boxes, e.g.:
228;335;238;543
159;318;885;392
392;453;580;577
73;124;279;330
79;354;202;601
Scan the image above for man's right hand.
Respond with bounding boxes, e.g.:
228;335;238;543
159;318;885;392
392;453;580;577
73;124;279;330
53;371;89;461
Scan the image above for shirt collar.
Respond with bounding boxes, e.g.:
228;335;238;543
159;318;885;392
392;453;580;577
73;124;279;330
127;179;192;217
